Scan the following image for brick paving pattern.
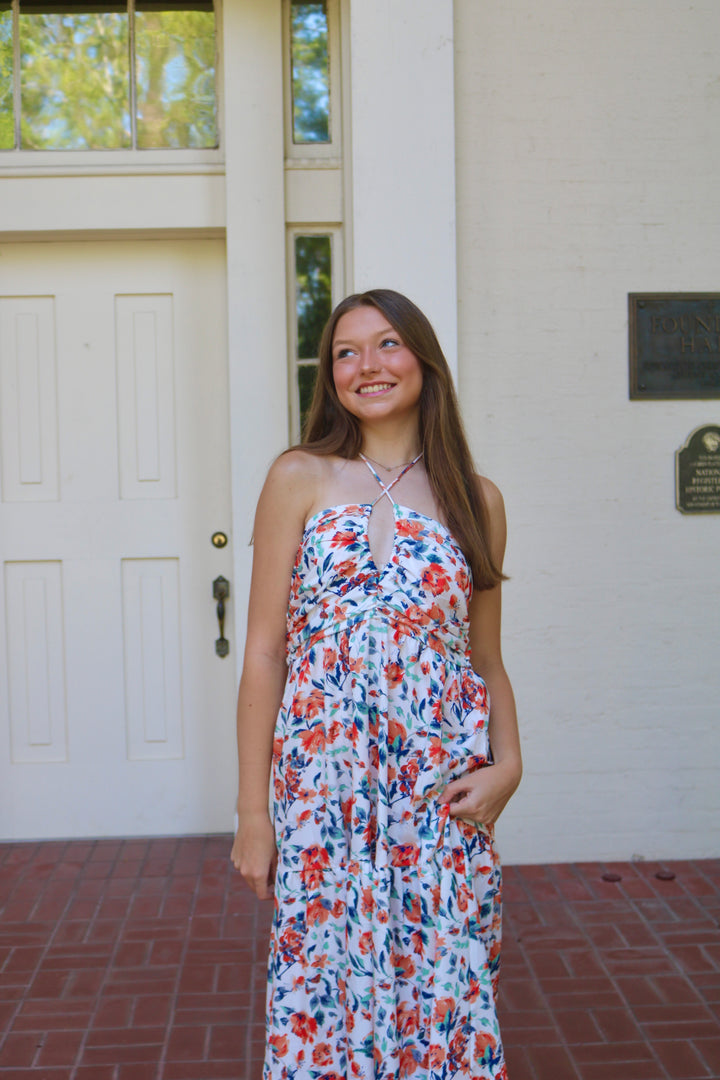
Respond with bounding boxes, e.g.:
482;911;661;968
0;837;718;1080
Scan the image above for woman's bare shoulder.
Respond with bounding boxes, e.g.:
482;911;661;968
260;450;333;526
474;473;505;516
268;448;322;481
474;473;507;565
268;449;335;489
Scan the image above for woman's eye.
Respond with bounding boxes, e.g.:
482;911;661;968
334;348;353;360
380;337;399;348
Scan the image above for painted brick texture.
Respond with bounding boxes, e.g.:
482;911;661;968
454;0;720;863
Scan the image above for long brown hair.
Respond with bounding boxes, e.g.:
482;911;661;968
298;289;504;590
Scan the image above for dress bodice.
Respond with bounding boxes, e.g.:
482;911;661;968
287;503;473;664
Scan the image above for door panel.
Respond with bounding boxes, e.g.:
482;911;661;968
0;297;59;502
5;560;67;764
121;556;183;761
115;294;177;500
0;239;235;839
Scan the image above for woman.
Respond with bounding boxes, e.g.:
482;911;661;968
231;289;521;1079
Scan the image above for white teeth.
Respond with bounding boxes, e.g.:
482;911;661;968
358;383;393;395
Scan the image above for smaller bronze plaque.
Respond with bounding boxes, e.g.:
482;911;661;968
676;424;720;514
629;294;720;399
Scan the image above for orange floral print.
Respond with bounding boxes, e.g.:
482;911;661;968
265;503;504;1078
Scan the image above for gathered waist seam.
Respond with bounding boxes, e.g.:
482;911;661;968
286;609;468;665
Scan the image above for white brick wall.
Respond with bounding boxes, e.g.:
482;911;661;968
454;0;720;863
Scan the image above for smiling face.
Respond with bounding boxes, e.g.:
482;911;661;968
331;304;423;427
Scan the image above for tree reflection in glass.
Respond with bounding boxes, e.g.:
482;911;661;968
291;1;329;144
295;233;331;438
19;1;130;149
135;1;217;149
0;3;13;149
298;363;318;437
295;234;332;359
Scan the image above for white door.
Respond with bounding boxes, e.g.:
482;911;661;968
0;239;237;839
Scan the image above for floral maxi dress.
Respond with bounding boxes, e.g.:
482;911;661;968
265;460;506;1080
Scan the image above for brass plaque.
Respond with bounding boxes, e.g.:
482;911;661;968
629;294;720;399
676;424;720;514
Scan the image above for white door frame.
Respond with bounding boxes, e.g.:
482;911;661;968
223;0;289;668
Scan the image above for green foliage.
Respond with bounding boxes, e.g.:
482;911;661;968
291;1;329;143
295;234;332;360
135;9;217;149
0;6;15;149
298;363;319;437
20;11;131;149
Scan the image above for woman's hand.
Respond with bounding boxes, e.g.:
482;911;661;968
231;811;277;900
440;759;521;828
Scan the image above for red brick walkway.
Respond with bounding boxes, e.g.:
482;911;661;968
0;838;718;1080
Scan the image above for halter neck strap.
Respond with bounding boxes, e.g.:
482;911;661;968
359;452;423;508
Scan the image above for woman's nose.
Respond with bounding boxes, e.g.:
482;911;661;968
359;348;380;373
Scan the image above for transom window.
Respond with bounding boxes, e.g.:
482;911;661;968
0;0;218;150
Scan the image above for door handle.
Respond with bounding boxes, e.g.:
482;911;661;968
213;575;230;657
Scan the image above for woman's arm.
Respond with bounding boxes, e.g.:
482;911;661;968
230;451;317;898
441;477;522;825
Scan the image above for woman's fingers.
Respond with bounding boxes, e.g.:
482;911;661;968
441;766;514;824
240;860;273;899
230;823;277;900
441;776;474;802
442;774;483;811
448;793;487;820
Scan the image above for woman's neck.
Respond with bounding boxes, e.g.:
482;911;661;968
359;422;421;471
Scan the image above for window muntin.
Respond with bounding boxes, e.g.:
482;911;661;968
290;0;328;144
2;0;218;151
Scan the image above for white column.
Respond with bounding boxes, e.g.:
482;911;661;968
223;0;288;676
347;0;458;373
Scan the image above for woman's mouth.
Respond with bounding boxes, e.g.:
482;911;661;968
357;382;395;396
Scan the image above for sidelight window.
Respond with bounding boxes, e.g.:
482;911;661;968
284;0;339;161
284;0;344;442
289;230;343;441
290;0;328;144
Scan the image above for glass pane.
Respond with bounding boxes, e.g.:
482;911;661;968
135;2;217;149
298;363;318;437
290;1;329;144
19;2;130;150
295;234;332;360
0;3;13;149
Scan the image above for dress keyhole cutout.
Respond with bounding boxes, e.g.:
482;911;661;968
367;497;396;573
359;453;423;573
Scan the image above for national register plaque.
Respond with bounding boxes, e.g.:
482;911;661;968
629;294;720;399
676;424;720;514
